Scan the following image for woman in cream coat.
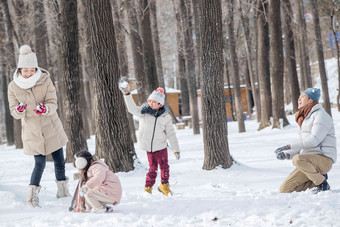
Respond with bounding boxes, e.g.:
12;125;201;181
7;45;69;207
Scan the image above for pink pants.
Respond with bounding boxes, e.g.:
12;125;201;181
145;148;169;187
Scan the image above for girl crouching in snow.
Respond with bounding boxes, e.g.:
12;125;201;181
71;150;122;213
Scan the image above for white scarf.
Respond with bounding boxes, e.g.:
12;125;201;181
13;68;42;89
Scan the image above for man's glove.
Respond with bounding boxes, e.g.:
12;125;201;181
174;152;180;160
16;103;27;113
276;151;287;160
274;145;291;154
274;145;291;160
119;81;130;95
34;103;47;114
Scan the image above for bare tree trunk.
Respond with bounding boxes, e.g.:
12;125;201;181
244;59;253;115
86;0;136;172
296;0;312;90
111;0;137;143
178;0;200;134
200;0;232;170
238;0;261;121
149;0;177;123
79;0;95;136
1;0;17;146
150;0;164;88
226;0;245;132
257;0;271;130
33;0;48;69
59;0;88;162
191;0;201;89
269;0;289;129
282;0;300;113
139;0;159;93
173;0;190;117
126;0;147;105
331;4;340;112
310;0;331;116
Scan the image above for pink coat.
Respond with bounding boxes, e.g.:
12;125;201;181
85;160;122;205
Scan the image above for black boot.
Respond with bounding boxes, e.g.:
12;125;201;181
314;174;330;193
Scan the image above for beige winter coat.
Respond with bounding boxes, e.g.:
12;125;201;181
7;68;68;156
124;94;180;153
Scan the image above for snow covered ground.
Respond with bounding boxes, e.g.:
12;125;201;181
1;58;340;227
1;109;340;227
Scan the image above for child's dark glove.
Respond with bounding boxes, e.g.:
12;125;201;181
274;145;291;154
274;145;291;160
34;103;48;115
16;103;27;113
276;151;287;160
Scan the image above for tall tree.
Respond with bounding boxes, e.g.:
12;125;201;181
34;0;48;69
1;0;17;146
126;0;147;105
282;0;300;113
296;0;312;90
310;0;331;116
225;0;245;132
238;0;261;122
85;0;136;172
79;0;96;136
111;0;137;143
331;1;340;112
200;0;232;170
150;0;165;88
139;0;159;93
269;0;289;128
173;0;190;116
178;0;200;134
59;0;88;161
256;0;271;130
191;0;201;89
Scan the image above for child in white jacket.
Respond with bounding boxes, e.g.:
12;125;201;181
121;86;180;196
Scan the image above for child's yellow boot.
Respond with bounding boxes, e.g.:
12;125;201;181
144;186;152;194
158;183;173;196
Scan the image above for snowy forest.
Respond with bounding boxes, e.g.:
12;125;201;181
1;0;340;226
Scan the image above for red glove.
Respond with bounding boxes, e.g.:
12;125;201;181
16;103;27;113
34;103;47;114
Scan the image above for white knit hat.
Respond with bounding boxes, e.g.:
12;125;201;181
148;87;165;105
17;45;38;68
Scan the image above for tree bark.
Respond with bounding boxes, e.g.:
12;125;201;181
111;0;137;143
269;0;289;129
178;0;200;134
282;0;300;113
126;0;147;105
296;0;312;90
310;0;332;116
200;0;232;170
256;0;271;130
225;0;245;132
34;0;49;70
86;0;136;172
238;0;261;121
59;0;88;162
1;0;17;146
173;0;190;117
139;0;159;93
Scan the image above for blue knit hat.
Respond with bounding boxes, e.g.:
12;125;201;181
303;88;321;101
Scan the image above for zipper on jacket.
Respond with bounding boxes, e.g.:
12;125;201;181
150;117;158;152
